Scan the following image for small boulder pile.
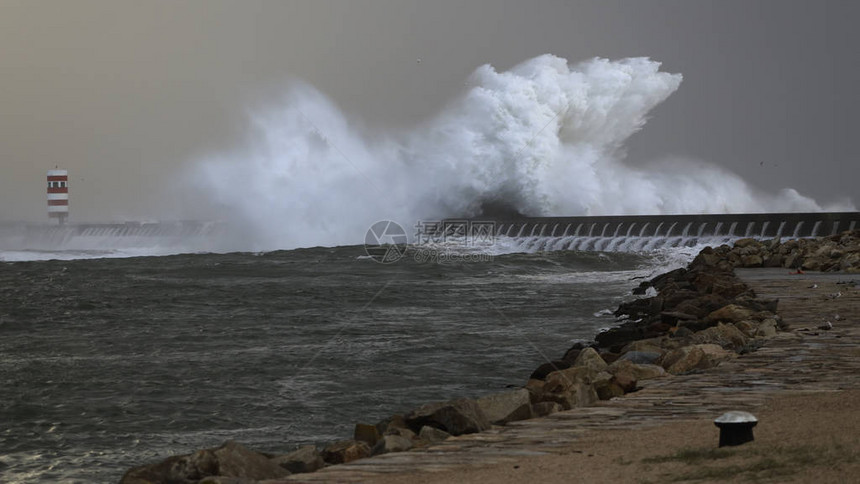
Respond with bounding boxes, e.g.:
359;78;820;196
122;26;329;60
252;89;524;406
527;236;793;408
723;229;860;272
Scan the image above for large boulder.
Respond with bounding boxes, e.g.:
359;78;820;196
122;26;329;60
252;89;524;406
592;370;624;399
121;441;289;484
418;425;451;444
475;389;533;425
617;350;662;365
372;434;413;455
594;379;626;400
212;442;290;480
740;254;763;267
755;318;779;337
657;344;734;375
734;320;757;337
734;238;761;249
321;440;372;465
542;366;597;394
122;449;219;484
659;310;699;324
271;445;324;474
704;304;757;324
595;325;643;350
672;294;729;319
619;338;667;354
528;360;571;380
384;426;416;440
607;359;667;380
524;378;546;403
688;270;747;297
354;423;381;446
375;414;408;436
690;246;723;268
404;398;491;435
573;347;608;372
614;295;664;320
539;367;599;409
532;401;563;417
690;323;749;350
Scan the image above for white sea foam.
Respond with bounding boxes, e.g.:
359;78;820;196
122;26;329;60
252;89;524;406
193;54;852;252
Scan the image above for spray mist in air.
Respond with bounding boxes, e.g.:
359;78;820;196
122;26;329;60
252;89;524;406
194;55;852;252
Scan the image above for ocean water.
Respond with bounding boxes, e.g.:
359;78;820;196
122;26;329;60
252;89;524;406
0;244;677;483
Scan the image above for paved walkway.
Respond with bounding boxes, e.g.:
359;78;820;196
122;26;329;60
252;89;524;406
286;269;860;482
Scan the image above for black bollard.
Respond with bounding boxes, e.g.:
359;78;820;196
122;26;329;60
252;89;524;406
714;411;757;447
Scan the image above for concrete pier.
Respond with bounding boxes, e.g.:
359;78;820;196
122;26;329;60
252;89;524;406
452;211;860;239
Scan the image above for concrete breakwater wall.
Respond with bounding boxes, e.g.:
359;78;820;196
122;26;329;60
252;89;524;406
442;212;860;252
474;212;859;239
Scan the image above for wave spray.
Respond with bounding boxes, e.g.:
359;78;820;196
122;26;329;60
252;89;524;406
195;55;851;251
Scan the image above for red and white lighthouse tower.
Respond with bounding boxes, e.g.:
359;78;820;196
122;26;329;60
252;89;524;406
47;168;69;224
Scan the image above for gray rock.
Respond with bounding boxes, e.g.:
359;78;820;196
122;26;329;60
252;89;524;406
418;425;452;443
372;434;413;455
755;319;778;337
532;401;562;417
405;398;491;435
375;414;407;436
475;389;533;425
704;304;756;324
691;322;749;350
593;379;625;400
538;366;600;409
658;344;734;375
121;441;289;484
212;441;291;480
617;351;662;365
573;347;608;372
270;445;324;474
354;423;380;446
321;440;371;465
528;360;571;380
385;426;416;439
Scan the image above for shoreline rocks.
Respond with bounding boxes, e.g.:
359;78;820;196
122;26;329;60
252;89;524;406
119;230;860;484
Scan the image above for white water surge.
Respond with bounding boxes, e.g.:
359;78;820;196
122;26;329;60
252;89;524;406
196;55;850;251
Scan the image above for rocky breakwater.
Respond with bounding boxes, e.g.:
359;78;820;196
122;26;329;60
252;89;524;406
121;230;860;484
526;229;860;411
725;230;860;272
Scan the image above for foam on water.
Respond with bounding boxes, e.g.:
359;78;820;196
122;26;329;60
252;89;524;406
0;248;180;262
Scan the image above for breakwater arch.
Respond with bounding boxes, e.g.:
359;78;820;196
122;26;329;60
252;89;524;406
440;212;860;252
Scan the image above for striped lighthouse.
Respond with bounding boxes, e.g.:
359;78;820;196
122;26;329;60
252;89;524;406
47;169;69;224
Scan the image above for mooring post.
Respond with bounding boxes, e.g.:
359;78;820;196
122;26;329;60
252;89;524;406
714;411;758;447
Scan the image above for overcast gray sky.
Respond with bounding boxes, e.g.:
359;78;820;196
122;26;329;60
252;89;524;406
1;0;857;222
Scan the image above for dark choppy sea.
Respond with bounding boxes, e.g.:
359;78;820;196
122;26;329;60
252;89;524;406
0;245;676;482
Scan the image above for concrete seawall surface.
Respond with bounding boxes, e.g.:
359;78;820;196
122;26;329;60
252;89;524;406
450;211;860;239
